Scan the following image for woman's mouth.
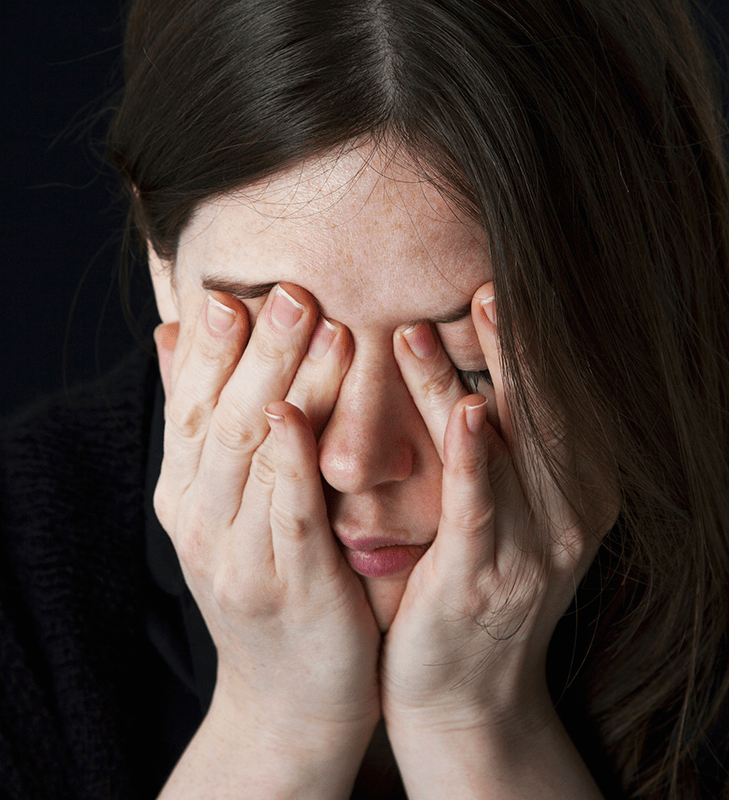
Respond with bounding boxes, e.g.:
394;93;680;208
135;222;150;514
336;535;432;578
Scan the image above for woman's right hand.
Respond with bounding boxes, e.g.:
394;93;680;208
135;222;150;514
152;284;380;798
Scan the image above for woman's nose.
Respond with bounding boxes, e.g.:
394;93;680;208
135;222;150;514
317;361;422;494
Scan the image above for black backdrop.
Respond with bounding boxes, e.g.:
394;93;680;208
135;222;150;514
2;1;152;418
2;0;728;418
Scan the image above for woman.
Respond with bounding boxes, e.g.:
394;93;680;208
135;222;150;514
2;0;728;797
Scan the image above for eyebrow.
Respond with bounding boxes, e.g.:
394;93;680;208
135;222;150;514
202;276;277;300
201;275;473;325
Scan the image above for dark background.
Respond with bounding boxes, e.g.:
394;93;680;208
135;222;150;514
2;1;154;419
2;1;729;418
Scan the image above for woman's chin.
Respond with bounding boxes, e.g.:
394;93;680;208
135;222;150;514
359;573;410;632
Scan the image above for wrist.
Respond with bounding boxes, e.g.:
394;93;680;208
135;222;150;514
214;661;381;749
385;693;602;800
159;674;380;800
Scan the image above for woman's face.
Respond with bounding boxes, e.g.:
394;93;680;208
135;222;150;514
151;147;493;630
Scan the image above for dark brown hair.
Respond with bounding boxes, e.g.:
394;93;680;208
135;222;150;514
108;0;729;796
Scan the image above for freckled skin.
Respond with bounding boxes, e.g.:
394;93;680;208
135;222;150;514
150;145;493;630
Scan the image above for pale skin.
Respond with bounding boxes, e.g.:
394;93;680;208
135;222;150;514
150;146;610;798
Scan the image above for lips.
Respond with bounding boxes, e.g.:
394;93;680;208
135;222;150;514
336;533;432;578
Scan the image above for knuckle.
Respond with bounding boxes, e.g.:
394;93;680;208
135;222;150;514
211;560;244;613
249;446;277;489
273;452;313;484
212;563;281;619
442;492;495;534
175;516;208;579
450;448;489;481
269;506;310;543
486;560;544;611
165;388;209;442
208;402;261;455
254;332;299;373
419;362;461;405
152;478;175;532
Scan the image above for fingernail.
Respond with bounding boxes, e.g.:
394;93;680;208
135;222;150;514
206;294;236;333
271;285;304;329
263;404;285;423
308;317;337;360
480;296;496;326
402;322;437;359
263;404;287;440
465;399;488;434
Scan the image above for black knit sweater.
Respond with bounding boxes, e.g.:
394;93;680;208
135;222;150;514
0;349;166;799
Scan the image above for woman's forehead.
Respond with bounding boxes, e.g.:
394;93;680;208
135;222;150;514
176;148;491;323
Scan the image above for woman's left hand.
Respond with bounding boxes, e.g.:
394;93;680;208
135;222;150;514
381;281;615;798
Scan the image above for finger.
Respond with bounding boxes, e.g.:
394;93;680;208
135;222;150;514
196;283;318;523
393;322;468;461
471;283;515;448
231;314;352;574
155;293;249;529
429;395;540;617
263;401;343;588
283;316;354;438
428;395;495;580
428;395;522;571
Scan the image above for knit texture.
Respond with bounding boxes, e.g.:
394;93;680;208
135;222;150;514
0;349;159;800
